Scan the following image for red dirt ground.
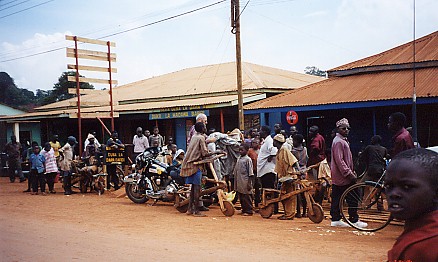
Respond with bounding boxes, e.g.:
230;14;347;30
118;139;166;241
0;177;402;262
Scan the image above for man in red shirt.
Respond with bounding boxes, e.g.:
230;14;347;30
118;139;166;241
388;112;414;158
307;126;326;180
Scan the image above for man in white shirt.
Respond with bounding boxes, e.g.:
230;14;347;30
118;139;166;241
132;127;149;159
257;126;278;209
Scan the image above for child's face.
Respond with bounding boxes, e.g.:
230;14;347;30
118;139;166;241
385;158;436;221
33;146;40;154
251;140;260;150
153;128;159;135
239;146;248;157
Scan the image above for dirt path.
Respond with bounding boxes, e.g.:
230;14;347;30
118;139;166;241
0;177;402;262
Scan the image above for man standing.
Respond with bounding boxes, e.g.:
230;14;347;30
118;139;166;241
388;112;414;158
187;113;208;146
257;126;278;208
307;125;326;180
273;134;299;220
59;136;77;195
330;118;367;228
3;135;26;183
132;127;149;159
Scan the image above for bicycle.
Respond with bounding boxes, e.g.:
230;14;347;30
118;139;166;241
339;171;394;232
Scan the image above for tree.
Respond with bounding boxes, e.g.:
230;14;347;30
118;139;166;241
304;66;327;77
42;71;94;105
0;72;37;111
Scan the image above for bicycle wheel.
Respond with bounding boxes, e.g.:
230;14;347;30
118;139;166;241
340;182;392;232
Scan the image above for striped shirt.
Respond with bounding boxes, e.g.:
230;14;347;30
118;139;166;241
42;148;58;173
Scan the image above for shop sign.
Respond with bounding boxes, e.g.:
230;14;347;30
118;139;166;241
286;110;298;125
149;110;209;120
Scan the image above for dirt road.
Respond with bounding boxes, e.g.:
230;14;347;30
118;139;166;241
0;177;401;262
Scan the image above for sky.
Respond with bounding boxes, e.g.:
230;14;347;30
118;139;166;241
0;0;437;93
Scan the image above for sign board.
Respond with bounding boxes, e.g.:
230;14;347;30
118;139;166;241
103;146;127;165
149;110;209;120
286;110;298;125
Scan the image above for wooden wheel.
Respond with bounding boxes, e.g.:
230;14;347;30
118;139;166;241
308;203;324;223
221;201;235;217
259;203;274;219
176;204;189;213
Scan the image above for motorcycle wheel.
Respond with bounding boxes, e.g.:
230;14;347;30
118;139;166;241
125;184;148;204
259;204;274;219
221;201;235;217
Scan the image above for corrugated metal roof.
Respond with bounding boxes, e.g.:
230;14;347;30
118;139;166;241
244;67;438;109
330;31;438;72
1;93;263;120
36;62;323;111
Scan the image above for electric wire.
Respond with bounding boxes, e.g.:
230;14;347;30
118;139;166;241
0;0;31;12
0;0;54;19
0;0;227;63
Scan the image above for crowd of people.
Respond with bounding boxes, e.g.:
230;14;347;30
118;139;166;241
2;112;437;261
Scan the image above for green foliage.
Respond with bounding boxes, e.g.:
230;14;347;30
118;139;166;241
0;72;37;111
42;71;94;105
304;66;327;77
0;71;94;110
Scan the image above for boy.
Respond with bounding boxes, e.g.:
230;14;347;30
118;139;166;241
385;148;438;261
41;142;58;194
248;138;261;208
29;145;46;195
291;134;308;218
180;122;220;217
233;143;254;216
149;126;164;148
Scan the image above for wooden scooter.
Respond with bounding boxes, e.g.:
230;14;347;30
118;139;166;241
174;153;235;217
259;165;324;223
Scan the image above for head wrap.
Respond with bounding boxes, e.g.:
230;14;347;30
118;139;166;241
174;149;185;161
87;133;95;140
273;134;285;143
336;118;350;128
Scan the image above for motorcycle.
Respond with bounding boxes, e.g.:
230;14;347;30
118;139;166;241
124;147;182;204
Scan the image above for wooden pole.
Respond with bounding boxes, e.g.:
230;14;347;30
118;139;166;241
107;41;115;131
74;36;83;153
232;0;244;131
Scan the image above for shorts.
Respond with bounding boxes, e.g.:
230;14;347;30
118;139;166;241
185;169;202;185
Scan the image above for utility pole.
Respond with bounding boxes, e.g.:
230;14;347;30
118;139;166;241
232;0;244;131
411;0;418;145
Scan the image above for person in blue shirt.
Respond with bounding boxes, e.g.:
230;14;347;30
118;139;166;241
29;145;46;195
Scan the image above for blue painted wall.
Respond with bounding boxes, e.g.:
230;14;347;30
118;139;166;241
175;118;186;151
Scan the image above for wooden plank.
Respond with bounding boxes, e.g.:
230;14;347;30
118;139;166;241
69;100;118;107
67;48;116;59
67;76;118;85
66;35;115;47
69;112;119;119
67;49;116;62
67;88;109;95
67;64;117;73
67;52;116;62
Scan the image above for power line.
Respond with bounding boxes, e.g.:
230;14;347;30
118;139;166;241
96;0;227;39
0;0;227;63
0;0;31;12
0;0;54;20
0;0;22;7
